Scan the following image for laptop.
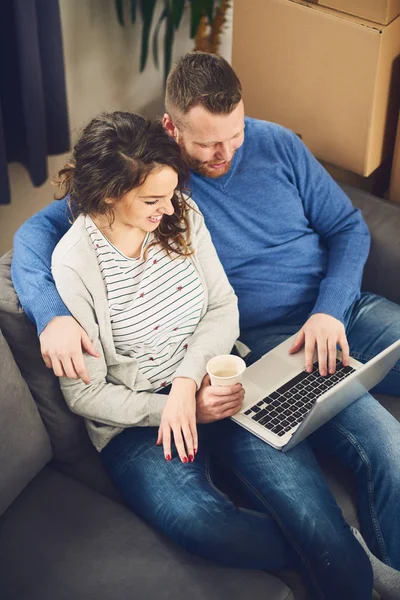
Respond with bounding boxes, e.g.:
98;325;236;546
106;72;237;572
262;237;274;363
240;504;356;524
232;335;400;452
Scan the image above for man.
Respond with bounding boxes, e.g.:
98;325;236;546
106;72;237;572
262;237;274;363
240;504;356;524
11;52;400;599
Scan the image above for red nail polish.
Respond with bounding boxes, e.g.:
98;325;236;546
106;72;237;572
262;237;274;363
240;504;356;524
189;454;194;462
194;449;198;455
183;456;188;463
166;454;171;461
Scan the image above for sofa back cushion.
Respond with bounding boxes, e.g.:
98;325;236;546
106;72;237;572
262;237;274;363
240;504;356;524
0;330;53;515
341;184;400;305
0;251;89;463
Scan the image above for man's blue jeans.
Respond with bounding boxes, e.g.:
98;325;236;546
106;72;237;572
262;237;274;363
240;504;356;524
100;293;400;600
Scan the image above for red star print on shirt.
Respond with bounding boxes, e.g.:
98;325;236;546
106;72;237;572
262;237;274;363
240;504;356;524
154;325;159;330
153;259;157;264
177;286;182;291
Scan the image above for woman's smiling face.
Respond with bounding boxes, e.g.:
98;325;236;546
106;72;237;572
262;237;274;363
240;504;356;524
110;166;178;233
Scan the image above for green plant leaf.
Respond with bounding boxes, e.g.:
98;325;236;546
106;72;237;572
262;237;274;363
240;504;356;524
130;0;137;23
190;0;203;39
152;6;168;70
139;0;158;72
171;0;185;29
203;0;214;24
164;7;174;85
115;0;124;26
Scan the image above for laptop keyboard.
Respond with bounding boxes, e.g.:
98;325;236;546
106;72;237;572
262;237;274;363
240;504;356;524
243;359;355;437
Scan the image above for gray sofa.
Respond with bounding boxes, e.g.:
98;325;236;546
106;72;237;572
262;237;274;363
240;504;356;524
0;183;399;600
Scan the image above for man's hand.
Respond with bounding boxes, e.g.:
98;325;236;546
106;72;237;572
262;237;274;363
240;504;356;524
39;316;100;384
196;374;245;424
289;313;350;376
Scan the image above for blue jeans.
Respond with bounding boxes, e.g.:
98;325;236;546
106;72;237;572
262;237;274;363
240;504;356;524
100;292;400;600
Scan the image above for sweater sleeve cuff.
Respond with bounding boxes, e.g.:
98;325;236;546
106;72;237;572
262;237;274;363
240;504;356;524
148;393;168;426
34;285;72;336
310;279;359;323
172;360;206;390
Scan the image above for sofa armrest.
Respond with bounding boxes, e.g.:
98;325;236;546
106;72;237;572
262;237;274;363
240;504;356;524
0;330;52;516
341;184;400;304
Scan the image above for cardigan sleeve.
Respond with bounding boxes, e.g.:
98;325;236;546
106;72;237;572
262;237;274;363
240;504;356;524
51;259;167;429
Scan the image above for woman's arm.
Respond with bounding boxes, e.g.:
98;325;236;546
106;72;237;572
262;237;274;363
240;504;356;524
172;206;240;388
51;262;167;428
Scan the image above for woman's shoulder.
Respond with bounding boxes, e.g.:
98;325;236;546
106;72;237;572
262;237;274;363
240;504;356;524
51;214;92;269
184;195;204;230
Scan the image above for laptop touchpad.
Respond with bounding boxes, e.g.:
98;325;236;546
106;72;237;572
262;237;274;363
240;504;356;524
244;341;305;391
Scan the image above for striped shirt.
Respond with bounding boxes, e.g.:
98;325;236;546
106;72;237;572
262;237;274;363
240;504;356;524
85;216;205;390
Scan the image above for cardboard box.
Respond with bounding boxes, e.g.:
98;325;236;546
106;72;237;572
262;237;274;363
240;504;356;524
389;113;400;202
232;0;400;176
308;0;400;25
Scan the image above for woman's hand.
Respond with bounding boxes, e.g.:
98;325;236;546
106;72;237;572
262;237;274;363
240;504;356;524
156;377;198;463
196;374;245;424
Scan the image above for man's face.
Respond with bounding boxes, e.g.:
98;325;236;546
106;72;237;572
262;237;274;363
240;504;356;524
166;100;245;179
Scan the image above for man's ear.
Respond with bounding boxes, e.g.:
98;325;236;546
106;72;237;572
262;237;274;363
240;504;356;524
163;113;178;140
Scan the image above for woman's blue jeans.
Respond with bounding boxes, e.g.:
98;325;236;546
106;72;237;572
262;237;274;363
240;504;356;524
100;293;400;600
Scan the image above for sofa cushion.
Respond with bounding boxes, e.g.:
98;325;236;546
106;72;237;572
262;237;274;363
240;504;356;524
0;250;89;463
51;443;122;503
0;331;52;516
341;184;400;305
0;467;293;600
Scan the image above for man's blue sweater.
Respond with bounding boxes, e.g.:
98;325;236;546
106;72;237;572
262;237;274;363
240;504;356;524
12;118;370;335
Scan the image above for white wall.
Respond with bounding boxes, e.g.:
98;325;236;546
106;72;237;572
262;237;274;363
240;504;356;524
0;0;233;255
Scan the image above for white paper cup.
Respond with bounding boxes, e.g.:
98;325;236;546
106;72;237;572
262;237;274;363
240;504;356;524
206;355;246;387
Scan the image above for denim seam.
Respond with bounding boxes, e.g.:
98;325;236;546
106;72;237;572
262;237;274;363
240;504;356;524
203;456;279;521
225;464;325;600
351;351;400;372
329;420;390;565
204;455;232;503
282;588;294;600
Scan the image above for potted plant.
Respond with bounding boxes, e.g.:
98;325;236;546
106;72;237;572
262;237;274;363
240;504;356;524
115;0;232;83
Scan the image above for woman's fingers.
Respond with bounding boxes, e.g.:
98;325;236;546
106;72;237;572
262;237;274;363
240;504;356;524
156;427;162;446
162;426;172;462
172;425;189;463
190;419;198;456
160;421;198;463
181;422;195;462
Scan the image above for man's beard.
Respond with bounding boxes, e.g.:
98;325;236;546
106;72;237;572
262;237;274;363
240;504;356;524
179;143;235;179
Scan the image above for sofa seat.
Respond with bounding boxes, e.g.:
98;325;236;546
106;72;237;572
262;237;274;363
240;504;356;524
0;466;293;600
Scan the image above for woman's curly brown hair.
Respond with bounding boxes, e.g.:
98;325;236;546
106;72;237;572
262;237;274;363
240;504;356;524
54;111;193;257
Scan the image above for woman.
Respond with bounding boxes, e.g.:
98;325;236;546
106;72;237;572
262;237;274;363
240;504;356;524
51;111;241;465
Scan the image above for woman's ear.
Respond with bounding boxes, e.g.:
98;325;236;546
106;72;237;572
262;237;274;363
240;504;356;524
163;113;178;140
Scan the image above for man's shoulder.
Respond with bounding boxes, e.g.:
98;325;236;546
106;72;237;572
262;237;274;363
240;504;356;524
244;116;295;143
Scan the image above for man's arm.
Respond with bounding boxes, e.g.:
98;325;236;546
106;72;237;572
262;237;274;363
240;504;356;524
286;131;370;374
12;197;99;381
288;130;371;321
12;197;72;333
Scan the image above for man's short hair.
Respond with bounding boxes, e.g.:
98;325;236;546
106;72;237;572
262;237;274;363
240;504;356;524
165;52;242;126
